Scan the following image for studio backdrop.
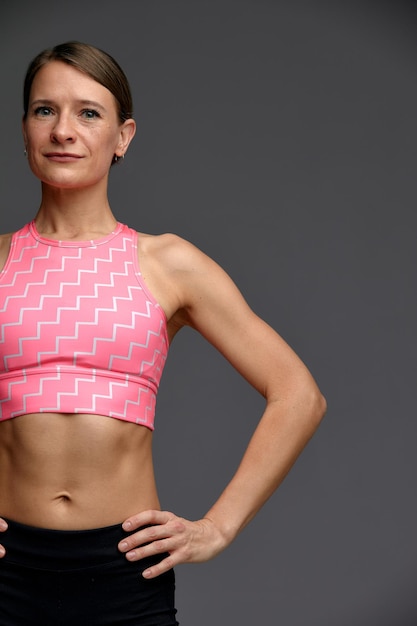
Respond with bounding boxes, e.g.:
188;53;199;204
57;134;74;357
1;1;416;624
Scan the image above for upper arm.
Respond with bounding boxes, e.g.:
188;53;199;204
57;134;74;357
167;238;319;403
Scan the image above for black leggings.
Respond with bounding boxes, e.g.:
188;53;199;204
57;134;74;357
0;519;179;626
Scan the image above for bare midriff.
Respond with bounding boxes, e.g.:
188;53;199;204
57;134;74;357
0;412;160;530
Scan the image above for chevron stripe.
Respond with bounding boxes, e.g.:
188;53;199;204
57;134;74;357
0;244;51;315
0;222;169;429
0;371;28;419
21;368;62;415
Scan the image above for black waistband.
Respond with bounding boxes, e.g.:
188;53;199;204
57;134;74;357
1;518;131;570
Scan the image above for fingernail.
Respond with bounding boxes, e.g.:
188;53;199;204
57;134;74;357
142;569;152;578
0;547;5;557
123;521;132;530
126;551;136;560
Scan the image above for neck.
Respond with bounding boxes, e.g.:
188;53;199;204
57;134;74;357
34;182;118;240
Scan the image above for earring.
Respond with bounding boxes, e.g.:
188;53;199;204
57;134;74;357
24;148;27;157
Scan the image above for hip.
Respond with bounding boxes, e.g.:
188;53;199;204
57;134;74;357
0;518;178;626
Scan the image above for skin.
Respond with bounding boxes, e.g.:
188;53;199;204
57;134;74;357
0;60;326;579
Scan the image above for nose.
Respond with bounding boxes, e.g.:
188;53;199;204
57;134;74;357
50;113;75;143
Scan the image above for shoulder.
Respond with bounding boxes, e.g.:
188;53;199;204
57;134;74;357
146;231;247;305
0;232;14;245
136;231;182;256
0;233;14;272
135;230;245;328
137;231;209;268
133;232;213;324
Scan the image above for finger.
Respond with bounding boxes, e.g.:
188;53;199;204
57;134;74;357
142;552;176;580
122;509;169;532
124;534;177;561
119;525;161;554
0;519;7;557
119;519;182;555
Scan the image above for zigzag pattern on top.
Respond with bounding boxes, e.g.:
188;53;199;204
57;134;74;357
0;222;168;430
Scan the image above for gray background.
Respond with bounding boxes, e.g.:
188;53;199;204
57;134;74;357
1;1;416;624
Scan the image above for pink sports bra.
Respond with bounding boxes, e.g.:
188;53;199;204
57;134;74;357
0;221;168;430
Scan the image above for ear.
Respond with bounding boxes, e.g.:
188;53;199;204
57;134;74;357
115;118;136;158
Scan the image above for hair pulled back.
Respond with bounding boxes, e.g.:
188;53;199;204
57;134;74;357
23;41;133;123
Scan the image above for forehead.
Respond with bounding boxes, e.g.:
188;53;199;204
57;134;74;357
30;61;117;111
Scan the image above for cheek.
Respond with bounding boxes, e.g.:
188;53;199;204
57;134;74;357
25;124;49;150
95;139;121;165
90;128;118;151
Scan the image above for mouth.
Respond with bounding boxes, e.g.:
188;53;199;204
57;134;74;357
45;152;83;161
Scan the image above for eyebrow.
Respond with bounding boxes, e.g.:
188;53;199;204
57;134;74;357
30;99;108;113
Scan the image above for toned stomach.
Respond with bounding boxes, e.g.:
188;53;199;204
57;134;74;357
0;412;160;530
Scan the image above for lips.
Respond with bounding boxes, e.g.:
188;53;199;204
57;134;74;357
45;152;83;160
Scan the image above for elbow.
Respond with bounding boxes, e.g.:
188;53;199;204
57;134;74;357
315;389;327;424
307;384;327;431
267;370;327;431
287;372;327;433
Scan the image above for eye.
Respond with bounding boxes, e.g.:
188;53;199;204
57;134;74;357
34;106;53;117
80;109;100;120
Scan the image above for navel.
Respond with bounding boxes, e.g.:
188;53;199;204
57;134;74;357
54;492;73;504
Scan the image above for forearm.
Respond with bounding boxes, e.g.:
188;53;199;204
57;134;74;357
118;385;325;579
203;386;326;546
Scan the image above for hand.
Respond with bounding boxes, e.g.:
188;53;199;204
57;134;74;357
0;518;7;557
118;510;228;579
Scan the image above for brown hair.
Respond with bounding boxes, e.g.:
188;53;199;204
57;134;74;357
23;41;133;123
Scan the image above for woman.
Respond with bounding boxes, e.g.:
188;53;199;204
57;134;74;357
0;42;326;625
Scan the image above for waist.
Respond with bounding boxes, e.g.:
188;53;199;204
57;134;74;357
1;518;130;570
0;411;160;529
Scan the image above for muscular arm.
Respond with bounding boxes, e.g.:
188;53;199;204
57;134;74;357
119;235;326;576
176;238;325;536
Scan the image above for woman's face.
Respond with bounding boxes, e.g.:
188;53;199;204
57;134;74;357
22;61;135;190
